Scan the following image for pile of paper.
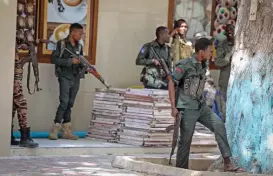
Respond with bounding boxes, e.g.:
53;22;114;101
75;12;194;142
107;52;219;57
118;89;174;147
86;88;126;142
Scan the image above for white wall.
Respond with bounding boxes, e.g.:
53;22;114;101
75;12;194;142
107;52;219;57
0;0;17;156
16;0;170;131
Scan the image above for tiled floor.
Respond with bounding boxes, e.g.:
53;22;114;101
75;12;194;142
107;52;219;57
10;138;133;149
0;155;154;176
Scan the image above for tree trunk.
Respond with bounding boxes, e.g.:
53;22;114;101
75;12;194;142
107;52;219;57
226;0;273;174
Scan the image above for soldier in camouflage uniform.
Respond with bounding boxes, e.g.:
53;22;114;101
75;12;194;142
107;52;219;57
136;26;172;89
168;38;243;173
170;19;194;66
214;24;234;123
11;44;39;148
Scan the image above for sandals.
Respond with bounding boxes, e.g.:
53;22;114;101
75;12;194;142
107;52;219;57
224;166;244;173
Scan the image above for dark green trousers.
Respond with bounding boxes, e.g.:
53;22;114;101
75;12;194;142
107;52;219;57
54;77;80;124
176;103;232;169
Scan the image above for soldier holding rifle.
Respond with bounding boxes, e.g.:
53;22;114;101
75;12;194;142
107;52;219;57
136;26;172;90
49;23;87;140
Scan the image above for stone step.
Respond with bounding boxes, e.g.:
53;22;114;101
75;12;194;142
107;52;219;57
112;155;259;176
135;153;220;171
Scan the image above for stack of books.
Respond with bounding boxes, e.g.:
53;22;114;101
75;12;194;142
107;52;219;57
86;88;126;142
118;89;174;147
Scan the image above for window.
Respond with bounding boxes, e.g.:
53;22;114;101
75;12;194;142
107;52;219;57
36;0;98;64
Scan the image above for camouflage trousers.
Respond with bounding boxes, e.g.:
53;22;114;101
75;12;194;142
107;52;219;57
12;80;28;128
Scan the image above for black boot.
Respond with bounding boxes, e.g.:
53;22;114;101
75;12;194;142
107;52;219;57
19;127;39;148
11;125;19;145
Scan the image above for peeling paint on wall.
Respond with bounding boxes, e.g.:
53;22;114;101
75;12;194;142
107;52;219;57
226;51;273;174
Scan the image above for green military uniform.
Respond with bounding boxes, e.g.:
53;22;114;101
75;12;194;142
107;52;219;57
172;55;232;169
136;41;172;89
215;39;233;122
51;37;86;124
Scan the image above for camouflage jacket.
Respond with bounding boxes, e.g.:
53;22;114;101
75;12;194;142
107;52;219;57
171;36;194;66
215;39;233;88
136;41;172;89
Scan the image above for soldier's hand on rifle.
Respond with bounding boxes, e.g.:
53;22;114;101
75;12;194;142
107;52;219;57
153;59;160;66
171;107;179;119
72;58;80;64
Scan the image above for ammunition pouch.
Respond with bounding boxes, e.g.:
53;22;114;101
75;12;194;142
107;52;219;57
141;67;167;89
78;65;87;79
140;67;146;82
181;75;206;99
55;65;61;77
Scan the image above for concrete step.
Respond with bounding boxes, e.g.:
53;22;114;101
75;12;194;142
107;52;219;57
112;156;259;176
135;153;220;171
10;138;219;157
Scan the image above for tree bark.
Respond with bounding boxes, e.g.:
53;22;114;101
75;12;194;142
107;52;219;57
226;0;273;174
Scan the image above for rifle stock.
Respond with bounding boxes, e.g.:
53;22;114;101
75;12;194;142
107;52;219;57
27;42;41;94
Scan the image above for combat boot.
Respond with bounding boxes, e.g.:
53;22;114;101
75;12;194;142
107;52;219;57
11;125;19;145
48;123;62;140
61;122;78;140
19;127;39;148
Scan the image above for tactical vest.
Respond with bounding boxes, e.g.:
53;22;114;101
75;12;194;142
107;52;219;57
182;75;206;99
141;45;170;89
53;40;82;77
178;60;206;100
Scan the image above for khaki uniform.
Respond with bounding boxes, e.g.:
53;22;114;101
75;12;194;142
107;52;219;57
172;55;232;169
215;39;233;122
171;36;193;66
136;41;172;89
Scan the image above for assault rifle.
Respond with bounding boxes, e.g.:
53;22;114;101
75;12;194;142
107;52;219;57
18;39;50;94
149;46;171;80
48;40;111;89
165;114;181;165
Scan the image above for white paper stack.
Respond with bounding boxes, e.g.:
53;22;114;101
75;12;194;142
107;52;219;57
86;88;126;142
118;89;175;147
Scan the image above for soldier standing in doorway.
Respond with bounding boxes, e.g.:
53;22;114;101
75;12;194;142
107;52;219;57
49;23;87;140
170;19;194;66
168;38;243;172
214;24;235;123
136;26;172;90
11;39;39;148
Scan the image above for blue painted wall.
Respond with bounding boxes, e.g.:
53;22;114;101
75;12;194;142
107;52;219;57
226;52;273;174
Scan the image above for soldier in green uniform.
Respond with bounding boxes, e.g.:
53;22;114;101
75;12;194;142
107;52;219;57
136;26;172;89
49;23;86;140
214;24;234;123
168;38;243;172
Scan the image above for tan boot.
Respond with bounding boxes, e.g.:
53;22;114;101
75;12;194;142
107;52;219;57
48;123;62;140
61;122;78;140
